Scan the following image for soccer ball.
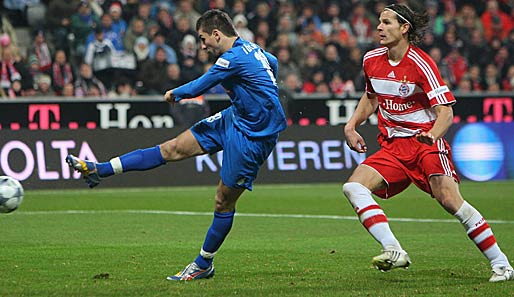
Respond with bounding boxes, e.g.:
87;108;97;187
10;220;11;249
0;176;24;213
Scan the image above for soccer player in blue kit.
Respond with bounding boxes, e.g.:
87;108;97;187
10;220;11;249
66;9;287;281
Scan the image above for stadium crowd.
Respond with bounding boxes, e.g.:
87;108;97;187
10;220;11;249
0;0;513;99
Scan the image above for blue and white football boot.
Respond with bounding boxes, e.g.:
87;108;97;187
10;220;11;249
66;155;101;188
167;262;215;281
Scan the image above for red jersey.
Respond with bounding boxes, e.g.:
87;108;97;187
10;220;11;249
363;46;456;139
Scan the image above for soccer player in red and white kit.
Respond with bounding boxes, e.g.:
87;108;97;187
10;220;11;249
342;3;513;282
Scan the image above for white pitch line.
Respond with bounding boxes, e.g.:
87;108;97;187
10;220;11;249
11;210;514;224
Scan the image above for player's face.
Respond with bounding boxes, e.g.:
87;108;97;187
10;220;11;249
377;10;408;47
198;29;222;59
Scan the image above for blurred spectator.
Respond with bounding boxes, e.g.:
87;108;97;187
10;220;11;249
61;82;75;97
443;45;468;87
248;1;274;34
155;2;174;39
70;1;101;59
321;43;344;83
481;0;513;42
45;0;79;55
124;17;147;53
28;53;43;79
467;64;484;91
107;77;137;98
482;63;502;91
329;71;355;95
180;55;203;82
173;0;201;29
455;77;473;93
276;15;297;46
168;15;196;53
303;68;326;94
148;30;177;64
350;3;373;49
87;13;124;51
0;45;22;97
343;47;364;90
74;62;107;97
297;4;322;32
420;31;437;53
29;30;53;73
108;2;127;40
165;63;185;90
464;28;491;68
125;0;157;46
269;33;294;57
84;27;117;88
178;34;197;60
276;47;300;86
254;19;275;48
137;46;169;94
229;0;247;17
494;46;512;79
50;50;74;95
0;14;17;49
426;0;445;37
133;36;150;64
300;50;322;84
321;5;353;48
455;4;484;46
33;74;55;96
233;14;254;42
502;65;514;91
280;72;303;120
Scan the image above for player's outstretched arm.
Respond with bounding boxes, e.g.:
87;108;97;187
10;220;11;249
344;92;378;153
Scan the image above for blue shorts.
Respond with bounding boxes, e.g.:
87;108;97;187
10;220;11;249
190;109;278;190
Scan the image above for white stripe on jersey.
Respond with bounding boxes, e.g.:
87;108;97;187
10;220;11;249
370;78;418;97
385;126;420;138
380;106;437;123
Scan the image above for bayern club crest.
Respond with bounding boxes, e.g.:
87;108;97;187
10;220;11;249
398;82;410;97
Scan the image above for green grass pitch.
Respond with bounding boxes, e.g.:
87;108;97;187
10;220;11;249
1;181;513;296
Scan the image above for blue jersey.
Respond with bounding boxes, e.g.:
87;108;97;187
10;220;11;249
173;38;287;138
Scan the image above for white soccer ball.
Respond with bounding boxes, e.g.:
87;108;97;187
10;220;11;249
0;176;24;213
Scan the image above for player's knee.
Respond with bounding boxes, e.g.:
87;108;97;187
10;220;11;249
342;182;369;200
159;139;180;161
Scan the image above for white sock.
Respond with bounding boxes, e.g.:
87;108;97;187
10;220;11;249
109;157;123;174
343;182;403;251
454;201;510;268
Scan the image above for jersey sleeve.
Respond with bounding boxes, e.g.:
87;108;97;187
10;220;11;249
264;51;278;78
173;52;239;101
414;51;456;107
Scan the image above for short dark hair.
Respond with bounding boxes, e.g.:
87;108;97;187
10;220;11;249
196;9;238;37
384;3;428;45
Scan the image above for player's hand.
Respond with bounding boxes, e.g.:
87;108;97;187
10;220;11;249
345;129;367;153
164;89;175;103
416;131;436;146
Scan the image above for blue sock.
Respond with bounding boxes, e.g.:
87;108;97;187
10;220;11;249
195;211;235;269
96;145;166;177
